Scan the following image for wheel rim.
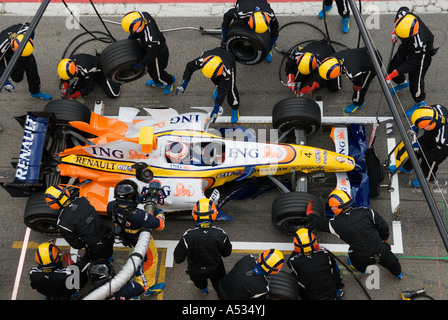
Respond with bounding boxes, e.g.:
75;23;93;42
230;40;258;61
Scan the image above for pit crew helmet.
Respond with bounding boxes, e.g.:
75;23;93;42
114;179;139;203
166;141;189;163
201;55;223;79
293;228;320;255
57;59;78;80
248;11;271;34
45;185;71;210
35;242;61;267
10;34;34;57
253;249;284;275
296;52;318;75
411;106;444;131
328;189;353;215
319;57;343;80
394;14;419;39
192;198;218;222
122;11;147;34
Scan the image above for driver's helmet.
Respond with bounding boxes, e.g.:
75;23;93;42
296;52;318;75
45;185;71;210
319;57;343;80
11;34;34;57
114;179;139;203
394;14;419;39
328;189;353;215
293;228;320;255
166;141;189;163
121;11;146;34
248;11;271;34
253;249;284;275
57;58;78;80
35;242;62;268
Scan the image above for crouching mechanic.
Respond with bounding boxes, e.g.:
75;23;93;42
307;189;402;279
285;40;337;96
121;11;176;95
107;179;166;296
29;241;90;300
394;105;448;188
0;23;51;100
221;0;279;62
299;47;378;114
217;248;284;300
174;198;232;294
176;46;240;123
44;185;115;263
287;228;344;300
57;53;121;99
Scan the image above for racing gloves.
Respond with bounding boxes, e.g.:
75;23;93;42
68;91;81;100
286;74;295;92
175;80;189;94
297;82;320;97
306;198;314;216
385;69;399;82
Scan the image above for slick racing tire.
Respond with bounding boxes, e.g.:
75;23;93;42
225;19;271;65
272;97;321;136
271;191;324;235
267;271;299;300
24;192;60;235
44;99;91;123
99;39;146;83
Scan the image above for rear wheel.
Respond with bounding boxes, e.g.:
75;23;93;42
99;39;146;83
24;192;60;234
44;99;91;123
271;191;324;235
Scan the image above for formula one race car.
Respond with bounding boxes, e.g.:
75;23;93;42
1;97;367;235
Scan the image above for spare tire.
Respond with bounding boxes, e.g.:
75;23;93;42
272;97;321;136
225;19;271;65
271;191;324;235
99;39;146;83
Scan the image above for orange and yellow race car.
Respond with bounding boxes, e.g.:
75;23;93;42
1;97;361;235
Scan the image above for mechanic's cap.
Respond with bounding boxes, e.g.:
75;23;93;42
293;228;319;255
411;105;443;131
122;11;147;34
57;58;78;80
248;11;271;34
45;185;71;210
394;14;419;39
11;34;34;57
328;189;353;215
35;242;61;267
319;57;343;80
254;249;284;275
201;55;223;79
192;198;218;222
297;52;318;75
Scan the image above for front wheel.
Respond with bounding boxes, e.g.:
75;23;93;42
267;271;299;300
271;191;324;235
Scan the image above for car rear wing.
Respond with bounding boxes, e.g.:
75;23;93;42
0;112;50;197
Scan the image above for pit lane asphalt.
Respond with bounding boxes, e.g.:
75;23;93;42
0;13;447;302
